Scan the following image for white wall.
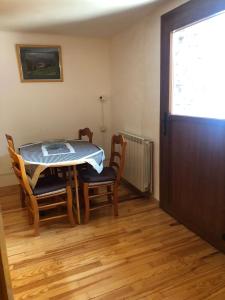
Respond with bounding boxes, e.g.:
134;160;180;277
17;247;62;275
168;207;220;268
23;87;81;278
0;0;189;191
0;31;111;186
110;0;188;200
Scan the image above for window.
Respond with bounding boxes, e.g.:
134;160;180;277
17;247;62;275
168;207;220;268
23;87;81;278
171;11;225;119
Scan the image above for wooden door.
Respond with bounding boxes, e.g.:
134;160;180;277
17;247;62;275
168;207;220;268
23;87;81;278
160;0;225;252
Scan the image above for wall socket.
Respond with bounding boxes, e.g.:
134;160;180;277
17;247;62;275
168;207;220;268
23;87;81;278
99;95;106;103
100;125;107;132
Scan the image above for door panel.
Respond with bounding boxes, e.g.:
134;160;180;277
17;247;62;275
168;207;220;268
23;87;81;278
160;0;225;252
168;117;225;251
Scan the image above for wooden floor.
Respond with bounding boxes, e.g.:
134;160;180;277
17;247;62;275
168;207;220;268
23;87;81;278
1;185;225;300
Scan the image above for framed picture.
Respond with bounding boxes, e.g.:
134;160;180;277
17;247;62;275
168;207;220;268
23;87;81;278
16;44;63;82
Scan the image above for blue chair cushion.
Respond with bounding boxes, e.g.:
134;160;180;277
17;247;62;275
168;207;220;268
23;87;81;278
79;166;117;183
33;176;66;196
77;163;89;171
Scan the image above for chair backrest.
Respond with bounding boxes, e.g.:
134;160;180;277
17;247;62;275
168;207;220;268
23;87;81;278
109;134;127;183
8;147;33;196
5;134;15;151
78;128;93;143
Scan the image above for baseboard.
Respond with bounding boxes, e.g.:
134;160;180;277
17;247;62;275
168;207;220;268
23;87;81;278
121;178;153;198
0;173;17;188
0;185;20;197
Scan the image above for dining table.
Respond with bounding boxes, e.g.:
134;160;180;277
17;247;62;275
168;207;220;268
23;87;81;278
19;139;105;224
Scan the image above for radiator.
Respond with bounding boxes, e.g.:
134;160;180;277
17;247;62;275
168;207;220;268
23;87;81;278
119;131;153;193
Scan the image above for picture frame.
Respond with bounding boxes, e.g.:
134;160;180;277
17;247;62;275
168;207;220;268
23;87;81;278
16;44;63;82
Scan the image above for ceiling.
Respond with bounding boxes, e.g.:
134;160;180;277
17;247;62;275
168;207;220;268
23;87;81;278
0;0;166;37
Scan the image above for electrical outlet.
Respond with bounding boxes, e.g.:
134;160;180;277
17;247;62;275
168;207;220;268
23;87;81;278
99;96;106;103
100;125;107;132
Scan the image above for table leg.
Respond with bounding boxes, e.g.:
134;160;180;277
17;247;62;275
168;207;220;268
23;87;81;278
73;165;81;224
67;166;81;224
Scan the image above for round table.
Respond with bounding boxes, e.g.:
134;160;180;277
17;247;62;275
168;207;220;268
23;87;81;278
20;139;105;224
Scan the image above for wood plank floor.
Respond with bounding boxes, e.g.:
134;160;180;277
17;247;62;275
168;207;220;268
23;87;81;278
1;185;225;300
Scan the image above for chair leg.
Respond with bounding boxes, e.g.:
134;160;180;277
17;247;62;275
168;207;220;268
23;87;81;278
83;183;90;224
107;185;112;202
66;186;75;226
31;197;40;236
27;206;34;225
112;184;119;216
33;213;40;236
19;185;26;208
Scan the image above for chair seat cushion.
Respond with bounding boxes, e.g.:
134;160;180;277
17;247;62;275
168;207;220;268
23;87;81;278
79;166;117;183
77;163;89;171
33;176;66;196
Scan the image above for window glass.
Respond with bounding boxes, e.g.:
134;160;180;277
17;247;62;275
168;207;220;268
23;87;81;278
171;11;225;119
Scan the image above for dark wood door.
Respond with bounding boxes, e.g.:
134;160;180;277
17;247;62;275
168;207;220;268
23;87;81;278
160;0;225;252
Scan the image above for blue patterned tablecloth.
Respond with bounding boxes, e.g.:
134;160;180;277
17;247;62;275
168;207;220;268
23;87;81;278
20;140;105;188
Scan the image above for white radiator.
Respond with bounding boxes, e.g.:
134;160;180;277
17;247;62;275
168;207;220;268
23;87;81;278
119;131;153;193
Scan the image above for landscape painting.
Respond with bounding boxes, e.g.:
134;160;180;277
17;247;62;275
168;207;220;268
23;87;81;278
16;45;63;82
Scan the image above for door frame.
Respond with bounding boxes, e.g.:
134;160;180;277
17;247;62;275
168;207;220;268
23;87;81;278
160;0;225;210
0;207;14;300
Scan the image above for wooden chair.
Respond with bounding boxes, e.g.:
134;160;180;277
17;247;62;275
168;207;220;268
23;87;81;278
5;134;26;208
8;147;75;236
79;134;127;223
78;128;93;143
5;134;15;150
77;128;93;172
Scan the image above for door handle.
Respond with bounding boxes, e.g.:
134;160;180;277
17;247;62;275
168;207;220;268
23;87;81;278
163;112;168;136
